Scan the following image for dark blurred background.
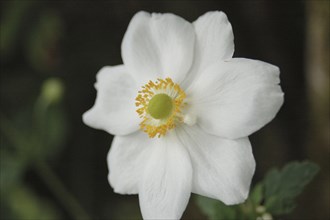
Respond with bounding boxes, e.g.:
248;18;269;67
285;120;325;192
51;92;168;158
0;0;329;220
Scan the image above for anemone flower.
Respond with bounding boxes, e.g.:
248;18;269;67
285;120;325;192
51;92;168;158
83;11;284;219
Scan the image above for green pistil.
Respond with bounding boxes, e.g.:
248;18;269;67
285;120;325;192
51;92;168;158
147;93;173;119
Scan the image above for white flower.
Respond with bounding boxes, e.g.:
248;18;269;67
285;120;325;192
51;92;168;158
83;11;284;219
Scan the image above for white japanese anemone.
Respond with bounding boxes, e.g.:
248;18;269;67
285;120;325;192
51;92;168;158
83;11;284;219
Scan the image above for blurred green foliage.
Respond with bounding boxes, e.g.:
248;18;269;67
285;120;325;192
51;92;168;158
26;11;63;72
196;161;320;220
0;0;62;72
0;78;67;220
4;184;59;220
0;1;85;219
0;1;33;58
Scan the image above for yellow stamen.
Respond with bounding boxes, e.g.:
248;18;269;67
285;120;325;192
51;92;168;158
135;78;186;138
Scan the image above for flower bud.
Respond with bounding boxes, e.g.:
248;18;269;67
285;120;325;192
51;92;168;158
41;78;64;104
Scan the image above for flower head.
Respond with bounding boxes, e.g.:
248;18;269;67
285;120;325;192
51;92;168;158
83;11;284;219
136;78;186;138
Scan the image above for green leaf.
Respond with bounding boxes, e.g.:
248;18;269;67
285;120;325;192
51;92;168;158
195;195;237;220
264;161;320;215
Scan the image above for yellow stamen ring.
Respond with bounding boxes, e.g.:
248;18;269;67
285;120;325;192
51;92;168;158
135;78;186;138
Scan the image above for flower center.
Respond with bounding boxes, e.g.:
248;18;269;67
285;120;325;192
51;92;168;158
135;78;186;138
147;94;173;119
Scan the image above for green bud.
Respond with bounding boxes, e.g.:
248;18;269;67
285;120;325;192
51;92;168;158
41;78;64;104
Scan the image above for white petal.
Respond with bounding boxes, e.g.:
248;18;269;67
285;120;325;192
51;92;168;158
107;132;153;194
139;133;192;219
176;125;255;205
82;65;140;135
189;58;284;139
182;11;234;88
121;11;195;85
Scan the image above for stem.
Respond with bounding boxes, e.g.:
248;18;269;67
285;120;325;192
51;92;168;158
34;159;92;220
